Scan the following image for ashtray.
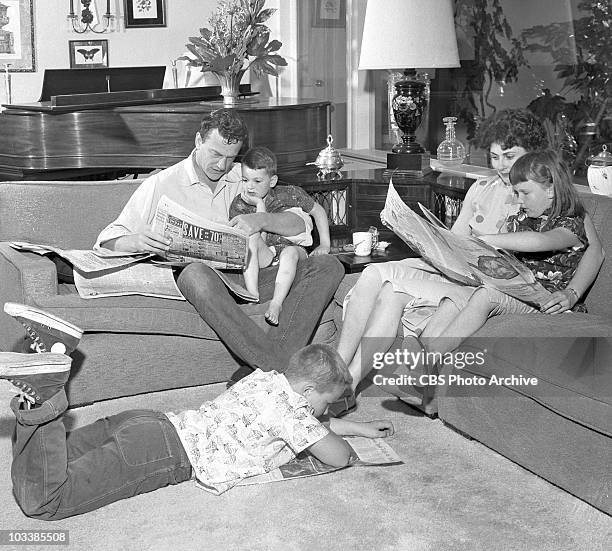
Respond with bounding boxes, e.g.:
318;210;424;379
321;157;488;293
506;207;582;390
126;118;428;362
375;241;390;251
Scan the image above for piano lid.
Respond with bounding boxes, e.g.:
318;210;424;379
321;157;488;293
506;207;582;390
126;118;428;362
38;66;167;101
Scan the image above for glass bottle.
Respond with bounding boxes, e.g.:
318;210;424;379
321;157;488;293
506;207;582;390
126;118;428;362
436;116;466;167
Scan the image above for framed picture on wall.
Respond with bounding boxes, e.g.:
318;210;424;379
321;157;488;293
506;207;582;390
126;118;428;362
313;0;346;28
69;40;109;69
0;0;35;72
123;0;166;28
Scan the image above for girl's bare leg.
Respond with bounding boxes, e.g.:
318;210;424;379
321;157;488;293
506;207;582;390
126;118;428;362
421;288;494;356
266;246;308;326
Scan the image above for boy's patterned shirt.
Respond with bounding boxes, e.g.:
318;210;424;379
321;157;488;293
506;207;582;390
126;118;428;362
506;210;588;299
166;369;328;495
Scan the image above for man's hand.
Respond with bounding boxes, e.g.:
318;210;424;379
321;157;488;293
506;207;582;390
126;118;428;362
309;244;331;256
354;420;395;438
229;213;266;236
112;230;172;255
540;289;577;315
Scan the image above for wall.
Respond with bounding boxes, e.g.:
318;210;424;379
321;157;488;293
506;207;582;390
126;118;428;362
6;0;221;103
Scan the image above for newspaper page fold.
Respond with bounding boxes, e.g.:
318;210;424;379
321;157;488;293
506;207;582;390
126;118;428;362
232;436;402;487
380;182;552;308
73;263;184;300
9;241;152;273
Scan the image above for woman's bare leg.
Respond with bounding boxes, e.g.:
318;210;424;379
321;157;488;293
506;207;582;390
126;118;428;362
337;266;416;368
346;283;415;391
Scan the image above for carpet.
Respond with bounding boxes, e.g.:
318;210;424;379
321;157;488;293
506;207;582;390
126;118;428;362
0;382;610;551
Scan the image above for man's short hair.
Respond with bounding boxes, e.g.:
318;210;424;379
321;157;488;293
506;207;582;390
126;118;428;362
242;146;277;176
199;109;249;145
284;344;352;392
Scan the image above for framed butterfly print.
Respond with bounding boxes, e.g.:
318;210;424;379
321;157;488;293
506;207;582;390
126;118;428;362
69;39;109;69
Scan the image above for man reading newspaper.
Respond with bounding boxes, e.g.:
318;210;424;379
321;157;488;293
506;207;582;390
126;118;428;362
95;109;344;381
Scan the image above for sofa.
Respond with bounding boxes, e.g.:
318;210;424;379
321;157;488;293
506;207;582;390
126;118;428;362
1;179;610;515
0;180;338;406
335;186;612;515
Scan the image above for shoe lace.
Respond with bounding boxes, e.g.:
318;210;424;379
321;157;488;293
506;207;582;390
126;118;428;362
22;324;47;353
10;379;41;408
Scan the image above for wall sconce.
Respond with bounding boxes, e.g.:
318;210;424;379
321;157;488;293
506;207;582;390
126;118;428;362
68;0;116;34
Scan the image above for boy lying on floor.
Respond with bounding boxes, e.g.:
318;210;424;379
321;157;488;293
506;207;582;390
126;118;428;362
1;303;393;520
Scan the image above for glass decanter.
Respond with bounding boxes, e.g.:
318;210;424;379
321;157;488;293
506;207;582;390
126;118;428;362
436;116;466;167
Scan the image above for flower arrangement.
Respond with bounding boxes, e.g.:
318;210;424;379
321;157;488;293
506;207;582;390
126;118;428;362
181;0;287;102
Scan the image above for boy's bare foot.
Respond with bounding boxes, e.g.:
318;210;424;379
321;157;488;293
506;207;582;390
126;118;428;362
265;301;282;326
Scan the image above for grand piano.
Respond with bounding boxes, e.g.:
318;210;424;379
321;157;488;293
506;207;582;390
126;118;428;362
0;67;330;181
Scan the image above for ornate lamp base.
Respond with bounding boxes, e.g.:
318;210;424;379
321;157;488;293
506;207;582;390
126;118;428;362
387;72;431;177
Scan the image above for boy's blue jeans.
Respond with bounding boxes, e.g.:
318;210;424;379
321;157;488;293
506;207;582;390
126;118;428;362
177;255;344;372
10;390;192;520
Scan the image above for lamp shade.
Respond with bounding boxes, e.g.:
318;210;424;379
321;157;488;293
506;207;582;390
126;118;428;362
359;0;460;70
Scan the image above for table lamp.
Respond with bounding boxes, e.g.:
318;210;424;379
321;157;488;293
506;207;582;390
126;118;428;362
359;0;460;175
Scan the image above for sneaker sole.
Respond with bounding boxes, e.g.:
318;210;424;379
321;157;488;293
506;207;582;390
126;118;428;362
4;303;83;339
0;352;71;376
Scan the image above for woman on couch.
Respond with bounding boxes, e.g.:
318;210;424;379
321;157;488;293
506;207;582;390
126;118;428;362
334;109;604;413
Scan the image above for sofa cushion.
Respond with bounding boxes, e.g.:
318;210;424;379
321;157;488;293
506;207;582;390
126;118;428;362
453;313;612;436
33;283;337;340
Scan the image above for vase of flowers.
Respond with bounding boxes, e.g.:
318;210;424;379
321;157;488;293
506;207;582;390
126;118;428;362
181;0;287;104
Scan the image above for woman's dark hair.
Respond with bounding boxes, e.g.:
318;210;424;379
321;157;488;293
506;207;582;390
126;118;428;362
242;146;277;176
199;108;249;145
474;109;548;152
509;150;585;222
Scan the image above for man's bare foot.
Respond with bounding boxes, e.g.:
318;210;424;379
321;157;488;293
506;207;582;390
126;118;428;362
265;301;282;326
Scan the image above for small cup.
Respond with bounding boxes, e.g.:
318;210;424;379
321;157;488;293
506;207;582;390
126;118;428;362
353;231;373;256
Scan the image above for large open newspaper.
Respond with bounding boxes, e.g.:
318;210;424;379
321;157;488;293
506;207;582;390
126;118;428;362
223;436;401;488
8;196;257;301
152;195;248;269
381;182;552;308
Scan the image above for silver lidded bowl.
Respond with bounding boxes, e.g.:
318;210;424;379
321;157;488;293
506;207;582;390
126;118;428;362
307;134;344;179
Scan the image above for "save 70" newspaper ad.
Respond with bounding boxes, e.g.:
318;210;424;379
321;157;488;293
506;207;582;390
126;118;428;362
153;195;249;269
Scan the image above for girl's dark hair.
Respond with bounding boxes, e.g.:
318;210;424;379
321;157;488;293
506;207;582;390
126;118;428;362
509;150;585;223
474;109;548;152
199;108;249;145
243;146;277;176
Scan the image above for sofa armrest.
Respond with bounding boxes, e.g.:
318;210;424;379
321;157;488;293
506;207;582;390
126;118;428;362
0;243;60;350
0;243;59;300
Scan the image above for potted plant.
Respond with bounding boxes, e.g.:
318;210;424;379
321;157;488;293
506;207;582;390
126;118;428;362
521;0;611;173
181;0;287;103
450;0;527;140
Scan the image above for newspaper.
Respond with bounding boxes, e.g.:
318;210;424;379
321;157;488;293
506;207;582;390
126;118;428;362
381;182;553;308
73;262;184;300
152;195;249;269
233;436;402;487
9;241;152;273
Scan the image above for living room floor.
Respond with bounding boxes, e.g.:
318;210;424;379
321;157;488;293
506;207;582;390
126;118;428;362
0;382;609;551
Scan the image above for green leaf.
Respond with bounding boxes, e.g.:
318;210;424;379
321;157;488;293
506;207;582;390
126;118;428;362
265;54;287;66
266;39;282;53
256;8;276;24
209;54;239;73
